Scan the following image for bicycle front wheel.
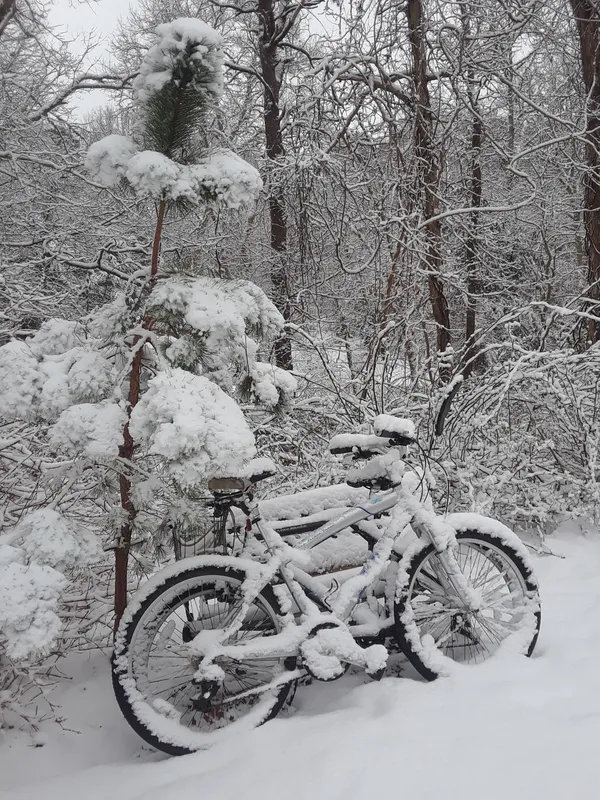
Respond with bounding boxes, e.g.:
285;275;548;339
394;529;541;681
113;563;297;755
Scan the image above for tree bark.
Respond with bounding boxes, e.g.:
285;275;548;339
406;0;451;362
0;0;15;39
569;0;600;343
113;198;166;631
257;0;293;369
462;5;485;378
463;115;483;378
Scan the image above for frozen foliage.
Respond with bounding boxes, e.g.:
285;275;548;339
0;328;115;423
85;135;138;187
86;144;262;207
39;349;115;420
0;508;103;661
125;151;181;198
249;362;298;407
150;276;286;394
30;319;79;356
66;351;115;404
133;18;224;109
0;340;41;420
14;509;101;572
87;294;130;340
50;402;128;458
126;150;262;206
129;368;256;486
226;280;284;337
0;561;65;660
189;150;262;209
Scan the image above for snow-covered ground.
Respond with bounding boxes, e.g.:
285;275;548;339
3;527;600;800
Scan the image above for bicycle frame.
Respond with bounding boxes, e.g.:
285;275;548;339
190;471;477;675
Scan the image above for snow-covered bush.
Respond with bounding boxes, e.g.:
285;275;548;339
129;368;257;487
0;508;100;661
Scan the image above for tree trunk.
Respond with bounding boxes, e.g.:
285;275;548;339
464;115;484;378
569;0;600;343
406;0;451;363
257;0;292;369
0;0;15;39
113;198;166;631
462;5;485;378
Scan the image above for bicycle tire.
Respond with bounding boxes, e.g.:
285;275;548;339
113;563;297;755
394;528;541;681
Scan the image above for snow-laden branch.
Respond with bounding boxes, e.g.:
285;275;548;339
28;73;137;122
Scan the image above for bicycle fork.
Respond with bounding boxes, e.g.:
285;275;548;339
411;512;482;612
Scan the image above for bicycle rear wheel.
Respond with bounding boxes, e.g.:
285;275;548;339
394;529;541;681
113;563;297;755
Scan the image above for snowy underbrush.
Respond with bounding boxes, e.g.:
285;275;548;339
286;314;600;540
0;504;112;733
436;343;600;538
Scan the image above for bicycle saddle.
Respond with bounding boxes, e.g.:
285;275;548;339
207;458;277;493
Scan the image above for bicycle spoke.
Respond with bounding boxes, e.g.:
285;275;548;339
129;573;294;737
405;538;534;665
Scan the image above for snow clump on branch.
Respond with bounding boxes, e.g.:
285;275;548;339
124;149;262;208
0;320;116;422
0;509;102;660
85;18;261;208
133;18;224;108
129;368;256;487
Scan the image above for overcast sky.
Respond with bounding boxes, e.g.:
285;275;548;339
49;0;135;115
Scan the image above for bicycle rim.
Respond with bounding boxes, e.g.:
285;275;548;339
128;573;289;734
405;538;533;664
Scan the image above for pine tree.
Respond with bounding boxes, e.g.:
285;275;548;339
0;19;295;646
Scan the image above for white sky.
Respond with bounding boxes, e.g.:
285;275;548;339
49;0;135;115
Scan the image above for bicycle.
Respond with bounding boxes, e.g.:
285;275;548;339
112;403;541;755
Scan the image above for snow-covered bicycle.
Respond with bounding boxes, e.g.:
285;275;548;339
112;408;541;755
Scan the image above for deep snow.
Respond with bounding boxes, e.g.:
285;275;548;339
3;527;600;800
